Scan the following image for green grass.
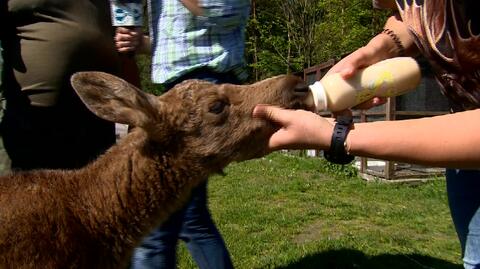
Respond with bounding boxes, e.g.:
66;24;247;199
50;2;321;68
176;153;461;269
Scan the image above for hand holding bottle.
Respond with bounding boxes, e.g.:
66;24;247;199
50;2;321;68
324;46;392;110
310;57;421;112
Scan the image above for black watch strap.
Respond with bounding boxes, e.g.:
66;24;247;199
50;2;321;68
324;115;354;165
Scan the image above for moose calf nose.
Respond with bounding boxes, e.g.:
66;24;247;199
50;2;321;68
293;81;310;96
288;79;316;111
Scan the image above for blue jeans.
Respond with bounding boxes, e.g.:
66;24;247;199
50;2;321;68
131;182;233;269
131;68;239;269
446;169;480;269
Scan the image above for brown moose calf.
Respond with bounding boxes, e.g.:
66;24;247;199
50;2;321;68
0;72;313;268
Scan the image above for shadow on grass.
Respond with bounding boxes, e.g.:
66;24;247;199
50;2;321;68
276;249;461;269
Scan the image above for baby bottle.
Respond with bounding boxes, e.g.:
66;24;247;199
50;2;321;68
309;57;421;112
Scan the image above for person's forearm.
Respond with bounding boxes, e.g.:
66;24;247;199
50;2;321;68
364;14;418;60
383;13;418;56
347;110;480;168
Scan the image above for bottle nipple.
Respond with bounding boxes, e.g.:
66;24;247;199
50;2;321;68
309;81;328;112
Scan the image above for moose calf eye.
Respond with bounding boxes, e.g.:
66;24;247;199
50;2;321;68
209;100;228;114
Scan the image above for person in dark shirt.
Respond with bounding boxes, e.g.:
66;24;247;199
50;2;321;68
1;0;122;170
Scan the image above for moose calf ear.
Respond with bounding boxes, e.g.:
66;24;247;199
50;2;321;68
71;72;161;128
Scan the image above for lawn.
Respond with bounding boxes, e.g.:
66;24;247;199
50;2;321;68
176;153;462;269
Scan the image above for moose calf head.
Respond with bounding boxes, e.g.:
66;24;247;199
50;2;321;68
72;72;315;172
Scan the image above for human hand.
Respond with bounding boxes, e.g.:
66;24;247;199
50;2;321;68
252;105;335;151
326;43;390;110
115;26;143;53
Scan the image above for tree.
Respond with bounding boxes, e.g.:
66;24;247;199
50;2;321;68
245;0;389;81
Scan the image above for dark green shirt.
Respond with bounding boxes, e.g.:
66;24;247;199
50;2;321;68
3;0;120;106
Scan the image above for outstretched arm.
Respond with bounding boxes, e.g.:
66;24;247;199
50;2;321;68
253;105;480;169
347;109;480;168
328;13;417;79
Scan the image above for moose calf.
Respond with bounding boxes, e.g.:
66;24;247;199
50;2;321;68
0;72;313;268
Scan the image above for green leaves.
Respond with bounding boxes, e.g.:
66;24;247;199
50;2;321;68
246;0;389;82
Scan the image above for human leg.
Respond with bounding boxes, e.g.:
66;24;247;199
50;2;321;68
131;68;238;269
171;69;237;269
131;209;185;269
464;207;480;269
179;182;233;269
446;169;480;269
131;182;233;269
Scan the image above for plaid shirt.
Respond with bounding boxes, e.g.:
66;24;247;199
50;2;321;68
148;0;250;84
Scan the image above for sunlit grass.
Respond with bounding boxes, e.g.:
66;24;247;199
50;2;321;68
176;153;461;269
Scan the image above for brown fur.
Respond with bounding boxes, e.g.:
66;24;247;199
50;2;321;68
0;72;313;268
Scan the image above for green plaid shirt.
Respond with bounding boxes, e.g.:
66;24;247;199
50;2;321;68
148;0;250;84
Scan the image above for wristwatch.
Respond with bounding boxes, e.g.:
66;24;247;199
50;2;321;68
323;115;355;165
